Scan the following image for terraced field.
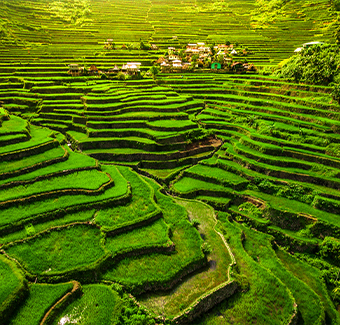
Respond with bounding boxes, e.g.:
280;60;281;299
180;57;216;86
1;0;340;324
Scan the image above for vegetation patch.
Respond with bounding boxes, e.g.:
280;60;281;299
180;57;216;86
4;225;105;275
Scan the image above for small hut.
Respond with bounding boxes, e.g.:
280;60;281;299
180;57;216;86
121;64;127;73
68;64;83;76
113;65;120;73
231;62;244;72
89;65;99;75
246;63;257;72
172;59;182;69
161;62;171;72
108;65;120;74
126;62;141;75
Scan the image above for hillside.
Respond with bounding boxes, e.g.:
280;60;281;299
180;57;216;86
1;0;340;324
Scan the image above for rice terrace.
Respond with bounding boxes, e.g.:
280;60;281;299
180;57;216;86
3;0;340;324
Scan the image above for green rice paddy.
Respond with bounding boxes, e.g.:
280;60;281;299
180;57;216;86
1;0;340;324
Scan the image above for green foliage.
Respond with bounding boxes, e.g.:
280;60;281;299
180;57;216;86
117;72;126;80
319;237;340;266
275;44;340;85
105;218;171;254
96;167;157;229
238;202;263;220
56;284;119;325
0;255;28;324
9;283;73;325
251;0;289;28
115;294;156;325
49;0;92;25
0;256;22;306
326;143;340;157
201;242;212;255
5;225;105;274
139;40;150;50
148;65;160;79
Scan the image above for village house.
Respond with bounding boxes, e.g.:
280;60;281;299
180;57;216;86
89;65;99;75
125;62;141;75
168;47;176;55
172;59;182;69
108;65;120;74
231;61;244;72
113;64;120;73
186;44;200;54
169;54;180;61
68;64;84;76
161;61;171;72
104;39;114;50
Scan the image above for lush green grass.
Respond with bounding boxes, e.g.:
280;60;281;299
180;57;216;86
102;178;205;291
5;225;106;274
277;249;340;324
242;227;324;324
0;115;28;135
95;166;157;229
0;255;23;306
1;0;340;323
0;146;97;186
0;146;65;175
0;165;128;228
0;125;54;155
172;176;227;194
185;163;248;187
197;214;296;325
53;284;119;325
105;218;171;254
0;169;110;202
0;254;27;324
9;282;73;325
0;210;96;245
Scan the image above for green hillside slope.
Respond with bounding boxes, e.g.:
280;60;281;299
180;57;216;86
1;1;340;324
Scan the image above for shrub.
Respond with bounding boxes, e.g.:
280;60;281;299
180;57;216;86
319;237;340;266
117;72;126;81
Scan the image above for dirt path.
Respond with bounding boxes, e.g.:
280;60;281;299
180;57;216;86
138;198;235;319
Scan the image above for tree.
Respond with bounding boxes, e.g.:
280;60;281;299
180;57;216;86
148;65;160;79
217;54;224;64
275;44;340;85
210;42;216;56
139;39;150;50
191;54;199;68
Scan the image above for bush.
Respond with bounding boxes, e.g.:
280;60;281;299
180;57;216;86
319;237;340;266
117;72;126;81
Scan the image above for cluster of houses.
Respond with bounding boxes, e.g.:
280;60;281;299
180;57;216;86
67;41;256;76
156;42;255;73
67;62;141;76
